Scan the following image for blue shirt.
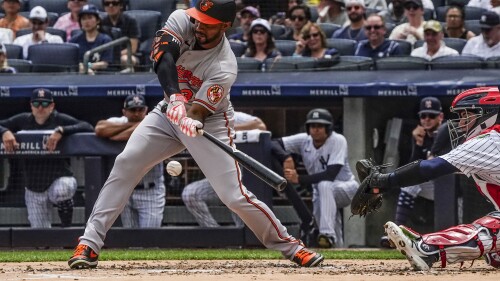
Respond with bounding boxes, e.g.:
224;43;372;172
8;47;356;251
354;39;401;58
69;32;113;63
332;26;367;42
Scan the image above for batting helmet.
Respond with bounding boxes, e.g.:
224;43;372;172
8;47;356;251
186;0;236;26
305;108;333;135
448;86;500;148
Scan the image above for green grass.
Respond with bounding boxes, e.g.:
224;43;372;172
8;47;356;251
0;248;403;263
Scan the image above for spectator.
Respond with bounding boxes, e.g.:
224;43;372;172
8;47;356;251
332;0;368;41
272;108;358;248
69;4;113;74
0;88;93;228
294;22;339;58
365;0;389;16
228;6;260;43
0;0;30;38
467;0;492;10
270;0;303;26
242;18;281;62
389;0;425;45
95;94;165;228
492;0;500;14
54;0;88;41
379;97;444;248
385;0;407;25
355;14;402;58
182;111;267;228
13;6;64;59
444;5;476;40
101;0;141;68
462;11;500;58
0;27;14;44
411;20;459;60
280;4;312;41
316;0;348;26
0;43;16;73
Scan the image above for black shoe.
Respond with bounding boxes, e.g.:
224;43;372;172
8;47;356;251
292;248;324;267
68;244;99;269
317;233;335;248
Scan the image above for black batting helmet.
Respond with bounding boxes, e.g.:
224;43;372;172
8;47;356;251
305;108;333;135
186;0;236;26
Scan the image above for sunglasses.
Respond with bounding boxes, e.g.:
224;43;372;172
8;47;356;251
127;107;146;113
347;5;362;11
252;28;267;34
290;15;305;21
364;25;383;30
304;32;321;40
419;113;438;119
30;20;46;25
104;1;121;7
31;101;52;108
68;0;86;2
404;3;420;10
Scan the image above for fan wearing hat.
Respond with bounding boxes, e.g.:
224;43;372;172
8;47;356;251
0;0;30;38
332;0;368;42
242;18;281;61
462;11;500;58
316;0;348;26
12;6;64;59
228;6;260;43
411;20;458;60
0;43;16;73
0;88;93;229
54;0;88;41
389;0;425;44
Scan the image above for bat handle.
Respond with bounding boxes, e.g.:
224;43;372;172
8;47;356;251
197;128;204;136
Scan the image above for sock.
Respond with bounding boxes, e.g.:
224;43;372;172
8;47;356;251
395;191;415;225
57;199;73;227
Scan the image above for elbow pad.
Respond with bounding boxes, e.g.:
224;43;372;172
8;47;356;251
151;30;181;73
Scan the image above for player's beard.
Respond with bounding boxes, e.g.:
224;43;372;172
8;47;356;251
195;29;224;46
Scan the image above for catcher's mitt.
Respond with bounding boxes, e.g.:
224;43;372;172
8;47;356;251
350;159;388;217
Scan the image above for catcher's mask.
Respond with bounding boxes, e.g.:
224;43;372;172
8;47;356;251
305;108;333;135
448;86;500;148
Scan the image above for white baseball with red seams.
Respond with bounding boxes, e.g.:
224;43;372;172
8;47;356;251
166;161;182;176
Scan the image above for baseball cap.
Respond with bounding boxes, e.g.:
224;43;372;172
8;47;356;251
479;11;500;29
31;88;53;102
123;94;146;109
240;6;260;18
423;20;442;33
345;0;365;8
79;4;100;17
29;6;48;21
404;0;423;8
186;0;236;25
418;97;442;115
250;18;271;33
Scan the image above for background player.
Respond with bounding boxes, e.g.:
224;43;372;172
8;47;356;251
359;86;500;270
68;0;323;269
94;94;165;228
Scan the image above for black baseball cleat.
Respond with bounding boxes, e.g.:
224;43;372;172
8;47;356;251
317;233;335;248
68;244;99;269
292;248;324;267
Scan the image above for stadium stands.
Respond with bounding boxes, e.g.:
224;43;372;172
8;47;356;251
236;57;262;72
274;40;297;56
123;10;162;68
326;38;357;56
265;56;316;72
128;0;176;23
28;0;67;15
430;54;485;70
318;23;341;38
7;58;32;72
16;26;66;42
19;10;59;26
230;41;247;57
4;44;23;59
375;56;429;70
28;42;79;72
392;39;413;56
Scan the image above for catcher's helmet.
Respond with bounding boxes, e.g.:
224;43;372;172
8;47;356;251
448;86;500;148
305;108;333;135
186;0;236;26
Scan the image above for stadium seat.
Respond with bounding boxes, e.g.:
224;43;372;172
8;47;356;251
443;37;467;54
375;56;429;70
265;56;316;72
28;0;68;15
365;8;380;16
391;40;412;56
328;55;373;71
123;10;162;66
485;56;500;69
423;8;434;21
87;0;103;11
270;24;286;39
4;44;23;59
464;20;481;36
230;41;247;57
19;11;59;26
326;38;357;56
414;39;424;49
430;54;484;70
274;40;297;56
128;0;176;23
16;27;66;42
310;6;319;22
7;58;32;72
28;43;79;72
236;57;263;72
317;23;341;38
385;22;396;38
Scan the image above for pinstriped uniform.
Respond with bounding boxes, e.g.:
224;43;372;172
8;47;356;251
282;132;359;247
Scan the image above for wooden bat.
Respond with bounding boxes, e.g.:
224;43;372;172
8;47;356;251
199;130;287;192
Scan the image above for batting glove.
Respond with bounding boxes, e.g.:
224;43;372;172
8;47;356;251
166;94;187;125
179;117;203;137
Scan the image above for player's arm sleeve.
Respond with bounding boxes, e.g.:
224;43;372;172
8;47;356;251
57;113;94;135
299;164;342;185
0;114;27;135
388;157;459;188
282;133;307;155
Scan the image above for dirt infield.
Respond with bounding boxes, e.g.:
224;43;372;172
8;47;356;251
1;259;499;281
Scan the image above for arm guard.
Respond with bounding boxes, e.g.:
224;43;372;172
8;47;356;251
151;31;182;96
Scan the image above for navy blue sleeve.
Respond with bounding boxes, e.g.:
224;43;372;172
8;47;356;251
420;157;459;179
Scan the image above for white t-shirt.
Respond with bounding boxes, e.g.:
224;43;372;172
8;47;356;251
0;27;13;44
411;41;459;60
467;0;492;10
389;21;425;45
462;34;500;58
13;32;64;59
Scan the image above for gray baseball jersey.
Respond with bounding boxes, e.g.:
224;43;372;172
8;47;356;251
78;10;303;259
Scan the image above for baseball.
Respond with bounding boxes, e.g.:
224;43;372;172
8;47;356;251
166;160;182;176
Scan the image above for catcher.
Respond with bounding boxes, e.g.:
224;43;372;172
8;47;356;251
351;86;500;271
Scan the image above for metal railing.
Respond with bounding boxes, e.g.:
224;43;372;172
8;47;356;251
82;36;134;74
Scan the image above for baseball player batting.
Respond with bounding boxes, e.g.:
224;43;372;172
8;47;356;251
68;0;323;269
357;86;500;270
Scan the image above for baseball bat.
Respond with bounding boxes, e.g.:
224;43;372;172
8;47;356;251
199;130;287;192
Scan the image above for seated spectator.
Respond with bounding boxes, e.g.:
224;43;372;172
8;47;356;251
467;0;491;10
228;6;260;43
13;6;64;59
411;20;459;60
0;88;94;228
69;4;113;74
0;43;16;73
0;27;13;44
355;14;402;58
269;0;303;26
365;0;389;16
0;0;30;38
54;0;88;41
332;0;368;41
389;0;425;45
101;0;141;68
280;4;313;41
242;18;281;61
294;23;339;58
385;0;407;25
316;0;348;26
462;11;500;58
444;5;476;40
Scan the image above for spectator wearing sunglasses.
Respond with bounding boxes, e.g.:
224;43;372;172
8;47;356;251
355;14;402;58
0;0;30;38
242;18;281;61
0;43;16;73
411;20;458;60
0;88;93;228
13;6;64;59
380;97;445;248
444;5;476;40
228;6;260;43
54;0;88;41
462;11;500;58
279;4;312;41
332;0;368;41
316;0;348;26
389;0;425;45
294;23;339;58
269;0;303;26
